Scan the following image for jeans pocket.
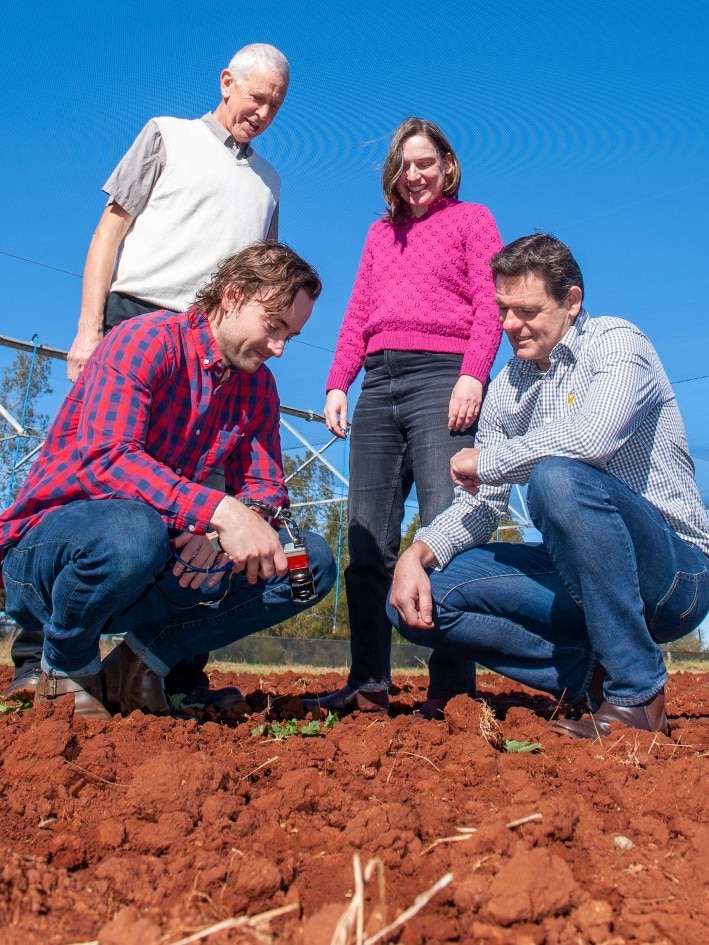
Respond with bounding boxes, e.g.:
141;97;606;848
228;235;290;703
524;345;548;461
649;569;709;643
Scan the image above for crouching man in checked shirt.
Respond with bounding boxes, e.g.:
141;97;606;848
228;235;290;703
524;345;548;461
388;233;709;738
0;243;335;719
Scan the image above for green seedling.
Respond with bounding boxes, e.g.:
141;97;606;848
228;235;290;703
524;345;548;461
0;697;33;715
252;711;337;740
503;739;542;753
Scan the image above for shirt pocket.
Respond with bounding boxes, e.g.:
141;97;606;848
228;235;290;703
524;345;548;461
198;430;244;481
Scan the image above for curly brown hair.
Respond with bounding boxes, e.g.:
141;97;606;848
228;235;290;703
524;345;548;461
194;241;322;323
381;117;461;223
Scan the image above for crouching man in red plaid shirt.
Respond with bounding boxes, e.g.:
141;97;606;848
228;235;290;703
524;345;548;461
0;242;335;718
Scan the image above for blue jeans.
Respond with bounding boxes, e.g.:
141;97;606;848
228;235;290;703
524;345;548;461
346;350;478;692
388;459;709;705
2;499;336;676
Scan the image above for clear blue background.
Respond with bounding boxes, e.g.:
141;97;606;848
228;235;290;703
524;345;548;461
1;0;708;509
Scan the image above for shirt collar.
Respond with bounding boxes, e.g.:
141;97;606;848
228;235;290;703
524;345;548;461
188;308;230;376
201;112;252;159
515;307;589;377
554;307;589;363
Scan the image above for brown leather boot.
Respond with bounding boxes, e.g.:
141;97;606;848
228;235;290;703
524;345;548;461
103;641;178;716
5;668;43;701
35;672;111;719
551;688;668;739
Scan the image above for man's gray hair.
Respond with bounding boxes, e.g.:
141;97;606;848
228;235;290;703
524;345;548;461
228;43;290;84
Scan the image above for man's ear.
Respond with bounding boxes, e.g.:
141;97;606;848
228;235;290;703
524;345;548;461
566;286;583;319
220;69;234;100
221;285;242;313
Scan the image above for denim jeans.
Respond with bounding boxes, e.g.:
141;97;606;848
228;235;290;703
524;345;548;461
3;499;336;677
388;459;709;705
7;469;229;685
346;350;478;692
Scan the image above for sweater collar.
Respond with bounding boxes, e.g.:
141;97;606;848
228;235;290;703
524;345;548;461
395;196;458;226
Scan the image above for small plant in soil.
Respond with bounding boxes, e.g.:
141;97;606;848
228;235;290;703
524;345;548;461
503;738;542;753
0;696;32;714
252;711;338;740
479;701;541;753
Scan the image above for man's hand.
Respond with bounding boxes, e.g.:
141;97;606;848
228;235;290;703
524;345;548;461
323;389;348;439
389;541;438;630
171;531;230;589
67;328;104;382
210;496;288;584
450;447;482;494
68;201;134;382
448;375;483;432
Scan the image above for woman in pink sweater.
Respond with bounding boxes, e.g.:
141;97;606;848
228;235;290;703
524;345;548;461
307;118;503;716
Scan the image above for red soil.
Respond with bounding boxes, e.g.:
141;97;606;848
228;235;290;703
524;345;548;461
1;665;708;945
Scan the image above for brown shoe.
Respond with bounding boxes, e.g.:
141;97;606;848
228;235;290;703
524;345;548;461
556;663;607;720
35;672;111;719
4;668;43;701
103;642;178;716
550;689;668;740
302;684;389;715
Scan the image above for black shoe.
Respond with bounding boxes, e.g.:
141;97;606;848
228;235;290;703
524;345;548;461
301;684;389;714
176;685;249;712
4;667;43;701
164;654;210;694
35;672;111;719
103;642;186;717
551;689;668;740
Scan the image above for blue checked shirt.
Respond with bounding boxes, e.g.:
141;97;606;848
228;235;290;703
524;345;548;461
0;308;287;550
417;309;709;566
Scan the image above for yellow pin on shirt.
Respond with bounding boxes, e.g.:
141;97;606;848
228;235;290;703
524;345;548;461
567;392;576;405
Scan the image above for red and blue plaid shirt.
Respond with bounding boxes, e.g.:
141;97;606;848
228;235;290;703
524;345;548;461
0;308;288;550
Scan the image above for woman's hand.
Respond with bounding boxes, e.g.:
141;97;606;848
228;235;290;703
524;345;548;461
448;375;483;432
324;389;349;438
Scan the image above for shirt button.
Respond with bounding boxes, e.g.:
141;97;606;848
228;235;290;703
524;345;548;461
176;467;182;474
203;358;210;366
195;429;201;435
188;525;195;532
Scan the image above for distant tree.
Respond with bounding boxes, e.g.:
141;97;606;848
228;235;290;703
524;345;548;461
400;514;421;553
661;630;704;653
490;511;524;543
268;451;350;639
0;351;52;504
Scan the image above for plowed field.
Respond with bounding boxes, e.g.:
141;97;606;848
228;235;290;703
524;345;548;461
2;665;708;945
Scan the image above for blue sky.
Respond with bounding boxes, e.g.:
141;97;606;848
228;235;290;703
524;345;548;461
1;0;708;512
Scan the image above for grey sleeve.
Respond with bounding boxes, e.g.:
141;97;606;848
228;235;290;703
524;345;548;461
267;202;279;240
102;120;167;218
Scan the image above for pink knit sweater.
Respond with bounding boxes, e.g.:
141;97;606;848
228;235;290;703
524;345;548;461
326;198;503;393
